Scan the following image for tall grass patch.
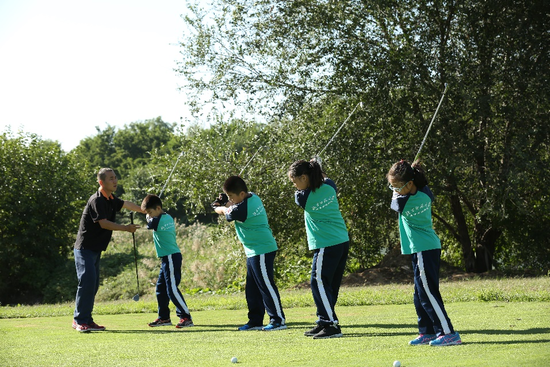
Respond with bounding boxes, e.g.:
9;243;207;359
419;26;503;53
96;221;248;301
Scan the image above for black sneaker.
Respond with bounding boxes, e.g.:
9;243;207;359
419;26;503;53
304;324;324;337
148;318;172;327
312;325;343;339
176;318;194;328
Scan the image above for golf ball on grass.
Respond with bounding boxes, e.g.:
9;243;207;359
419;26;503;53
231;357;238;363
393;361;401;367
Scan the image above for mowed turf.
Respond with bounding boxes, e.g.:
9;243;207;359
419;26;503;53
1;301;549;367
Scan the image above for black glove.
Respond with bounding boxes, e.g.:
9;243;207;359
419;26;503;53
211;193;229;209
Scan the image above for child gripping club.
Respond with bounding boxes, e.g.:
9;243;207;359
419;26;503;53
213;176;286;331
288;159;349;339
141;194;194;329
387;159;461;346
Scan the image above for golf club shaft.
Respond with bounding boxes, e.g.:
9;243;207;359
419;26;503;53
316;101;362;158
414;84;448;162
159;151;184;198
239;145;264;176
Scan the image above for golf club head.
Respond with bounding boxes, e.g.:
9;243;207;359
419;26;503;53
132;294;140;302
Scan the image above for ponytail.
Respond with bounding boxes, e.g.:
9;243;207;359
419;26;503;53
411;160;428;189
387;159;429;189
288;159;324;191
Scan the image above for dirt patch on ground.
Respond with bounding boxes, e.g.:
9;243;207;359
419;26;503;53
339;264;499;287
294;247;513;289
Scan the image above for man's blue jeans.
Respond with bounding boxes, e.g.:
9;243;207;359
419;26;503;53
73;248;101;324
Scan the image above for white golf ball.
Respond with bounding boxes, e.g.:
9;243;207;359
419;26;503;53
231;357;238;363
393;361;401;367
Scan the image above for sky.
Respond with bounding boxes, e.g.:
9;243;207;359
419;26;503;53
0;0;198;151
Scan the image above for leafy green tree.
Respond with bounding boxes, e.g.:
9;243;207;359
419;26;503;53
72;117;179;203
0;132;93;304
72;124;117;170
146;120;265;211
435;0;550;272
73;117;177;178
177;0;550;272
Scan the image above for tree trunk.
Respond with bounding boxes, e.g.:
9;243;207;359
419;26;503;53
473;224;502;272
449;194;476;272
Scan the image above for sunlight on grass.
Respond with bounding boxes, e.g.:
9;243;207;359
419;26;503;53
1;302;549;367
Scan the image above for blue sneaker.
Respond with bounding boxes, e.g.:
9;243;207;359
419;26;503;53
429;332;462;346
262;322;287;331
238;323;263;331
409;334;437;345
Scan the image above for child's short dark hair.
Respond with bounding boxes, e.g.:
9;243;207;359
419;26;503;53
288;159;324;191
387;160;428;189
141;194;162;211
223;176;248;195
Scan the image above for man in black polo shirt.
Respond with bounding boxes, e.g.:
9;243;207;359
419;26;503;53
72;168;145;332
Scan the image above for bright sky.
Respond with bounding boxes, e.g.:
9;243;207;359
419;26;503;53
0;0;196;151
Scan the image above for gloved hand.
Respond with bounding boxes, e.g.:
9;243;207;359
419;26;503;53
211;193;229;209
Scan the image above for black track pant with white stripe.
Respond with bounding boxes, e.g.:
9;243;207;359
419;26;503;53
311;241;350;326
245;251;286;326
156;252;191;320
412;249;455;336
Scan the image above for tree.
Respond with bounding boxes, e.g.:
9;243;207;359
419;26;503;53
177;0;550;272
73;117;179;200
0;131;93;303
73;117;177;177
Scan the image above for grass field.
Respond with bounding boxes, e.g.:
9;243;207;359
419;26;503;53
1;277;549;366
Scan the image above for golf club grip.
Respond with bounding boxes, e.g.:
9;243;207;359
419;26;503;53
130;211;136;243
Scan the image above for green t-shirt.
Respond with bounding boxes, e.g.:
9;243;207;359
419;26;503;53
295;179;349;250
225;193;278;257
146;213;181;258
390;186;441;255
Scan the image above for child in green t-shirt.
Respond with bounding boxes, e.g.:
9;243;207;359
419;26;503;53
213;176;286;331
387;159;461;346
141;194;193;329
288;159;349;339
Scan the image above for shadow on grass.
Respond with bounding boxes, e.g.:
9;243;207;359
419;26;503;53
344;323;416;338
459;327;550;345
466;327;550;335
470;339;550;345
342;325;550;341
104;325;550;343
104;321;327;334
104;324;250;334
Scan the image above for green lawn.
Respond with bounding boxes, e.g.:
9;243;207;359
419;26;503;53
1;303;549;366
1;278;549;366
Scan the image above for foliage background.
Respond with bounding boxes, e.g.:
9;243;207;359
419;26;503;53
1;0;549;304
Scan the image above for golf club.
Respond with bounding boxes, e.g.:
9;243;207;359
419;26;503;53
159;150;184;198
414;83;448;162
277;101;363;174
210;145;267;208
313;101;363;171
239;145;266;177
316;101;363;158
130;212;140;302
